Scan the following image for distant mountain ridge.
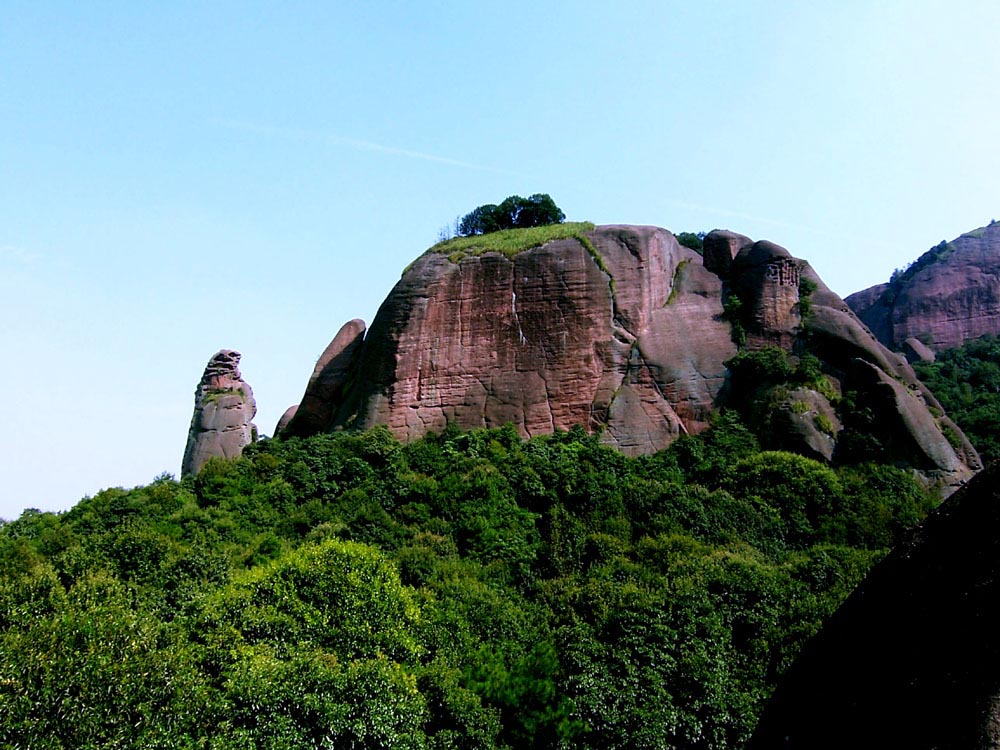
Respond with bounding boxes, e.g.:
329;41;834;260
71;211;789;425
846;221;1000;355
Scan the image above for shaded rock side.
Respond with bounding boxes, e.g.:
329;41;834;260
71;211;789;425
709;229;977;488
846;222;1000;352
181;350;257;477
281;319;366;437
324;226;734;454
748;461;1000;750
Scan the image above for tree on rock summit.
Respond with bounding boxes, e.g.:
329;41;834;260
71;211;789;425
458;193;565;236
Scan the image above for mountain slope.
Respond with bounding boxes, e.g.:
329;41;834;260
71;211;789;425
846;221;1000;354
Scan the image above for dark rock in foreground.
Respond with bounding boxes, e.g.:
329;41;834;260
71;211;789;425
748;460;1000;750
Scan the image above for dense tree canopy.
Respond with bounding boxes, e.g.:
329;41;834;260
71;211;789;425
458;194;566;236
914;334;1000;464
0;419;937;748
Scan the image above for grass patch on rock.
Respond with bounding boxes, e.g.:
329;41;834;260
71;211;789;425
429;222;596;262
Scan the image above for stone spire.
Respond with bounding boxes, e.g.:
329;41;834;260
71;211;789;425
181;349;257;476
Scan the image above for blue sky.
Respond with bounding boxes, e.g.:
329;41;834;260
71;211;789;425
2;1;998;519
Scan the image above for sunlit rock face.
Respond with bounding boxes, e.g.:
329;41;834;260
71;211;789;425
284;226;734;453
181;350;257;477
847;222;1000;353
748;460;1000;750
278;224;977;488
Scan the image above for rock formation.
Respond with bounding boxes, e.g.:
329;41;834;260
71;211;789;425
286;226;733;453
278;224;978;489
281;319;366;438
181;350;257;476
847;221;1000;353
748;460;1000;750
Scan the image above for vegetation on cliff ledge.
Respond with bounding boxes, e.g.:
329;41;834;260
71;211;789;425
429;221;597;263
0;417;936;749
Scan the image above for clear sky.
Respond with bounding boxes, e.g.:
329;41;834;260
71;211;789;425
2;1;998;520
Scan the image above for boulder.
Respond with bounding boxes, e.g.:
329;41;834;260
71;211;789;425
770;388;842;463
181;350;257;476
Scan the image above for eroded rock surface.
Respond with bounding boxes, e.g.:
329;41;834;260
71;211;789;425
181;350;257;476
771;388;842;463
702;229;752;277
748;461;1000;750
279;224;977;487
847;222;1000;353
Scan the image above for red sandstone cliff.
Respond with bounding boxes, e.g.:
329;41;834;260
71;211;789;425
278;224;977;489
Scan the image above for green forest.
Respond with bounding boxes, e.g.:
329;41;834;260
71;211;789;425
914;335;1000;465
1;409;940;749
4;336;1000;748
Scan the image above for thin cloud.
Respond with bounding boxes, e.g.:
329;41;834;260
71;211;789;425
214;118;524;176
663;199;814;232
664;198;900;254
0;245;41;265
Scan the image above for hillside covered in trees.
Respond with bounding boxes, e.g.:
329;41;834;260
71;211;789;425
0;417;936;749
914;335;1000;466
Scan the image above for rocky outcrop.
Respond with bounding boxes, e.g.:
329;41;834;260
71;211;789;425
846;222;1000;353
770;388;842;463
281;319;366;438
729;239;803;349
284;226;734;454
748;461;1000;750
181;350;257;476
702;229;752;277
278;224;977;488
274;405;298;436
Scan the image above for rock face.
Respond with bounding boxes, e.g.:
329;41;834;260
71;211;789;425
181;350;257;476
289;226;734;453
748;461;1000;750
730;239;803;349
281;319;366;438
702;229;751;277
846;222;1000;353
279;224;978;488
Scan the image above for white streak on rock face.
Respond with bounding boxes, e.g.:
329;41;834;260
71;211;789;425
512;290;527;345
